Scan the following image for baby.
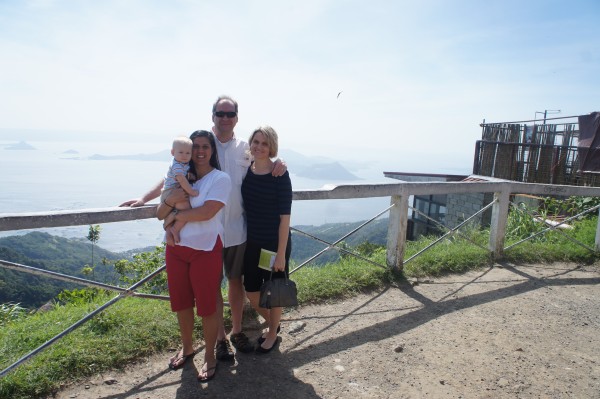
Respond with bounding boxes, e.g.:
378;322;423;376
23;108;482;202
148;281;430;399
161;136;198;246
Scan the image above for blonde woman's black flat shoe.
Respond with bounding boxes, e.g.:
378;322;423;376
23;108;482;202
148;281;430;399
257;325;281;345
255;338;279;354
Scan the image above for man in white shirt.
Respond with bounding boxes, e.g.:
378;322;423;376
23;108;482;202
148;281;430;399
120;95;286;359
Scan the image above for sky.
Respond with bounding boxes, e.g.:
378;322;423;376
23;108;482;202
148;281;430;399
1;0;599;175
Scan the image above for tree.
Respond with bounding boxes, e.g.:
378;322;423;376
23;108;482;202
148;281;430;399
83;225;101;279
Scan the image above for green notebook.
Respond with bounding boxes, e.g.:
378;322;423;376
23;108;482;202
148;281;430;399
258;248;277;271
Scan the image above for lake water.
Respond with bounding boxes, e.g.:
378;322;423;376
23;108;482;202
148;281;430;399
0;140;395;252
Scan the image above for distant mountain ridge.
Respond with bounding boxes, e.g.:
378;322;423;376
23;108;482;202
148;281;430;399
0;232;125;308
88;150;171;162
2;138;362;181
87;148;361;181
4;141;35;150
279;149;360;180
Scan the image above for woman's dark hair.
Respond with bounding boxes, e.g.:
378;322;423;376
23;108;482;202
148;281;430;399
188;130;221;181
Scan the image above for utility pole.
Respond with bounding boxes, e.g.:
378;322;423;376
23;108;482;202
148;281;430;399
535;109;561;125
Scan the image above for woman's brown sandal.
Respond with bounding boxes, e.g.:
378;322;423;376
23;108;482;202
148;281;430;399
230;332;254;353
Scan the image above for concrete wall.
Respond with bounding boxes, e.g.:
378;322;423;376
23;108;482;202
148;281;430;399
446;192;494;229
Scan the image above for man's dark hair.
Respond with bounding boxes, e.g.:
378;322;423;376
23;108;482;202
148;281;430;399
212;95;238;113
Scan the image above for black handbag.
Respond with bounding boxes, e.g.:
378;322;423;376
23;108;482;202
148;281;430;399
259;272;298;309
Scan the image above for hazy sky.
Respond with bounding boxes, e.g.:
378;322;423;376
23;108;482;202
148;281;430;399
1;0;599;174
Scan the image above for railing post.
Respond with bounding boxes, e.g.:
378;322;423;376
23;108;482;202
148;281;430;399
595;207;600;251
386;194;409;271
489;186;510;259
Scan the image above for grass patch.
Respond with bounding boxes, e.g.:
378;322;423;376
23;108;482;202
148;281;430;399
402;229;492;277
503;217;600;264
0;293;181;399
291;249;399;303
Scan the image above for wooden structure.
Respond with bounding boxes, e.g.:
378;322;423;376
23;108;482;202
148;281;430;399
473;118;600;187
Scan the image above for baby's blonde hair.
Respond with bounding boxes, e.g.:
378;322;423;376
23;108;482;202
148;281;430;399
172;136;193;149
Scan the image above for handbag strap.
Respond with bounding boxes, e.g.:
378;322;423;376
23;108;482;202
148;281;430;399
269;269;290;281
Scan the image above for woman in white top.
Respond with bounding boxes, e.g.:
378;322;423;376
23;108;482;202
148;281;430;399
157;130;231;382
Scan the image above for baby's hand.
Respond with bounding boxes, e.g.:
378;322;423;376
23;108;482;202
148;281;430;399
191;190;200;197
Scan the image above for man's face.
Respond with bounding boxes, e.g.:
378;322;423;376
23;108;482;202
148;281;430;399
212;100;238;136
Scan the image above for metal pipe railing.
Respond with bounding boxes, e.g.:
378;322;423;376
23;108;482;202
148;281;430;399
289;204;393;274
0;264;166;378
0;260;169;301
504;203;600;252
403;199;497;265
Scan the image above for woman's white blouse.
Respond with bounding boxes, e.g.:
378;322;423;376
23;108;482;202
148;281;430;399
176;169;231;251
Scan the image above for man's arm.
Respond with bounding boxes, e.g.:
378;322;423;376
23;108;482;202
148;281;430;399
119;179;164;207
271;158;287;177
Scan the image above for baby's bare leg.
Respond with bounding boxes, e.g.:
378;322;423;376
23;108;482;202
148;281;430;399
163;212;176;230
165;227;175;247
171;200;192;244
171;220;185;244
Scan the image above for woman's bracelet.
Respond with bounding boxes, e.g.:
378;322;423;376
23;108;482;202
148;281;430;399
163;200;174;208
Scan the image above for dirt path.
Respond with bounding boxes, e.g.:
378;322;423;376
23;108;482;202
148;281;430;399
52;262;600;399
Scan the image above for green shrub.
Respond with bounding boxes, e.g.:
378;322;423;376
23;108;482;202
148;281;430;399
56;288;103;306
113;245;167;294
0;303;27;327
541;196;600;219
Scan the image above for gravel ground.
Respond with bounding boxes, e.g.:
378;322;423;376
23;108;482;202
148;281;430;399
51;262;600;399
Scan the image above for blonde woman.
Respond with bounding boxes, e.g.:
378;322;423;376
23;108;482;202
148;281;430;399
241;125;292;353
